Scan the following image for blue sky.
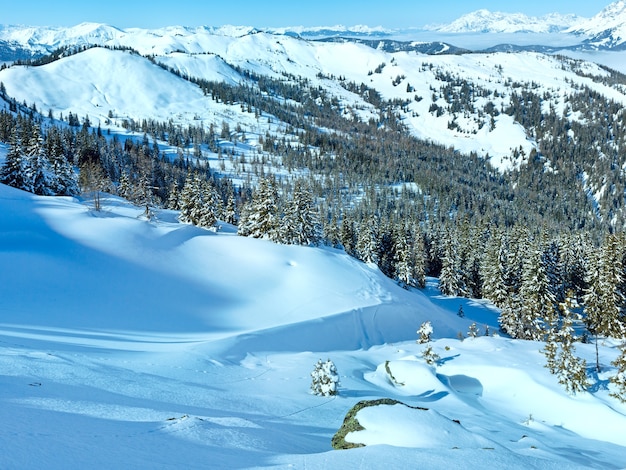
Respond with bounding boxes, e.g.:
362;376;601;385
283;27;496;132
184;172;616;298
3;1;605;29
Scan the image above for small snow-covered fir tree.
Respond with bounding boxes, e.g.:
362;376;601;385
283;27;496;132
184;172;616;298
417;320;440;365
422;344;440;366
417;321;433;344
543;326;559;375
610;343;626;403
554;294;589;395
467;322;479;338
310;359;339;397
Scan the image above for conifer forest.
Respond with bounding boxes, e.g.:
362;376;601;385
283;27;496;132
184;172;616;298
1;44;626;375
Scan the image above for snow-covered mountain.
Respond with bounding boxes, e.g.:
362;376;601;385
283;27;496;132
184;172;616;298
567;0;626;49
425;9;582;34
1;28;624;172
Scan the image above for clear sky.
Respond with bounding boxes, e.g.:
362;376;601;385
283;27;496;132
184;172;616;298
2;1;606;29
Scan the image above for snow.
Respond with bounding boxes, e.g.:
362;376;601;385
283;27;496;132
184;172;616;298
1;182;626;469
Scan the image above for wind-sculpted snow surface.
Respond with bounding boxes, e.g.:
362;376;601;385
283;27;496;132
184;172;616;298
1;184;626;469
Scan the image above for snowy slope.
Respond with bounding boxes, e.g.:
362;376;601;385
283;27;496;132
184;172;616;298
1;183;626;469
0;47;266;131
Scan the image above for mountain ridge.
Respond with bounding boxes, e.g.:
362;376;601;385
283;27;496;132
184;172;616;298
424;9;582;34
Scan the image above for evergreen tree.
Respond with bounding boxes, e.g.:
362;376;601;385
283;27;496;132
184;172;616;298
499;295;524;338
467;322;479;338
543;320;560;375
178;173;218;228
198;179;219;228
422;344;441;366
355;214;379;264
340;214;358;257
412;225;427;289
0;128;27;190
394;226;416;288
556;295;589;395
45;126;78;196
280;179;321;246
610;342;626;403
310;359;339;397
481;230;509;307
224;191;237;225
439;228;464;297
584;235;626;371
238;177;281;240
417;321;433;344
165;182;179;210
179;172;201;225
118;171;133;201
518;237;556;341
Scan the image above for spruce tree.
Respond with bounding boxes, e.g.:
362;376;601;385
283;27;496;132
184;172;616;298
224;191;237;225
339;214;357;257
518;237;556;341
25;124;57;196
584;235;626;371
179;172;200;225
610;343;626;403
198;179;219;228
556;294;589;395
499;295;524;339
439;228;464;297
118;172;133;201
238;177;281;240
394;226;415;288
355;214;379;264
0;128;27;190
280;180;320;246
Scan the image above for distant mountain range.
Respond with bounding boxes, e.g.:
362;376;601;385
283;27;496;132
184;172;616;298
0;2;625;61
424;10;582;34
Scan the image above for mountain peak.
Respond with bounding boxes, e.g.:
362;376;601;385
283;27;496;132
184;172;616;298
567;0;626;49
426;9;582;34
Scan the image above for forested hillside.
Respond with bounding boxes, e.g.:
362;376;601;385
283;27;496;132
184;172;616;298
1;36;626;361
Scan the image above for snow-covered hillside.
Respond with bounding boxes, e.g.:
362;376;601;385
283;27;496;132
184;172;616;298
1;31;625;172
1;178;626;468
